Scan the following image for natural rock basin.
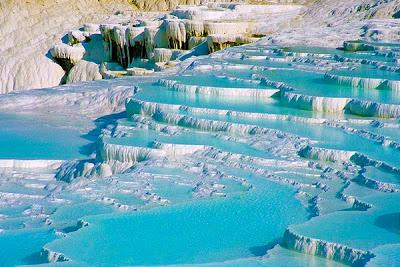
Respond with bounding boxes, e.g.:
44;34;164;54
3;0;400;266
43;174;308;265
0;113;90;160
1;34;400;267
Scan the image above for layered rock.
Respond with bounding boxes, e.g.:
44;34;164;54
50;43;85;72
347;99;400;118
158;78;278;97
0;0;133;93
281;92;350;113
298;146;356;162
283;228;374;266
207;34;259;53
325;72;400;91
131;0;241;12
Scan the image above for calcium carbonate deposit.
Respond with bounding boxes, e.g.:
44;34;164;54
0;1;400;266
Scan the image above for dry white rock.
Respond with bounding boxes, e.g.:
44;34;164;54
83;23;100;33
66;60;102;84
153;48;173;62
68;30;86;44
207;34;259;53
50;43;86;72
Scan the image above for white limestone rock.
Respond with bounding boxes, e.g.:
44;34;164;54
83;23;100;33
68;30;86;45
204;21;251;35
158;78;279;97
347;99;400;118
281;92;350;113
207;34;259;53
126;67;154;75
298;146;356;162
0;0;134;93
153;48;173;62
0;159;63;170
50;43;85;67
283;228;374;266
164;19;187;49
55;160;113;182
66;60;102;84
0;55;65;93
185;20;205;38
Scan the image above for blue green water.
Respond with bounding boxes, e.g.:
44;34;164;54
44;173;308;266
135;83;317;118
0;228;58;266
260;68;400;104
2;42;400;267
104;126;274;159
289;191;400;251
134;85;400;166
328;65;400;80
0;113;89;160
166;74;267;88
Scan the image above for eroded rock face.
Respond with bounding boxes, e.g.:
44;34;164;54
0;53;66;93
51;43;86;72
96;3;296;74
66;60;102;84
130;0;240;11
0;0;133;93
269;0;400;47
2;0;400;93
207;34;258;53
0;0;307;93
282;228;374;266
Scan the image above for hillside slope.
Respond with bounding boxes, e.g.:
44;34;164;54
1;0;400;93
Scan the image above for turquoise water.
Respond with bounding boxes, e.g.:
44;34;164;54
328;65;400;80
363;166;400;185
349;122;400;142
166;74;267;88
44;174;308;266
0;228;58;266
368;244;400;266
49;202;115;225
289;191;400;251
264;245;347;267
279;46;339;55
337;51;396;62
133;90;400;166
0;113;89;160
104;126;274;159
2;42;400;267
135;83;318;118
260;68;400;104
224;58;293;69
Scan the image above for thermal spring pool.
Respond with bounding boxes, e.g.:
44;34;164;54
1;41;400;267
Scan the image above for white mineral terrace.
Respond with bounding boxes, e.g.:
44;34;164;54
1;1;400;267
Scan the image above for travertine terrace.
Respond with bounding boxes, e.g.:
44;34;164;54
0;1;400;266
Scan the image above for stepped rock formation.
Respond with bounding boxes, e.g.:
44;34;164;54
2;0;399;93
270;0;400;46
0;0;133;93
130;0;241;11
2;3;400;265
22;2;300;87
0;0;262;93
